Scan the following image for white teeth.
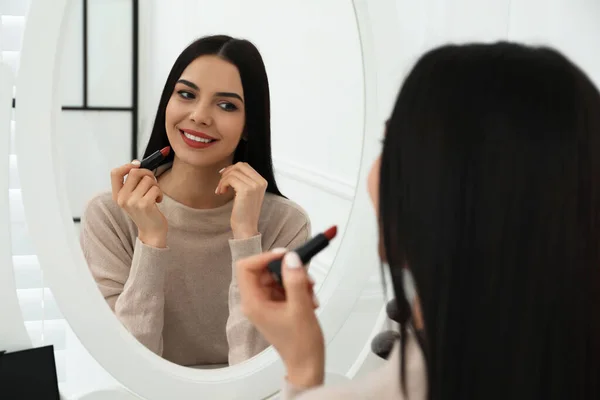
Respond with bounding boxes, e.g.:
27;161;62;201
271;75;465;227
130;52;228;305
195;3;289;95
183;131;213;143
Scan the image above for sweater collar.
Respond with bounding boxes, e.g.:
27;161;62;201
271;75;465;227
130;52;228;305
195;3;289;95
155;163;234;233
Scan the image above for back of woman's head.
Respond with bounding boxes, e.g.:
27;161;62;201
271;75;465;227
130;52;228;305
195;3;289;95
381;41;600;399
144;34;282;196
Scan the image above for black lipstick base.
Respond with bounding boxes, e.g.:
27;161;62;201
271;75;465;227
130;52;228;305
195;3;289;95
267;233;330;285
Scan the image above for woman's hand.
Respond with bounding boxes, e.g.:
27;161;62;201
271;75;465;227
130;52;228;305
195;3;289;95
216;162;267;239
110;161;168;248
236;250;324;388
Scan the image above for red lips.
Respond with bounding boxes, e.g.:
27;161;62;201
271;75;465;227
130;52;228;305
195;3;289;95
179;128;217;141
179;129;218;149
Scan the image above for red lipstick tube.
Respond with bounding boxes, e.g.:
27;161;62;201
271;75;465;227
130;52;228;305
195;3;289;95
139;146;170;170
267;226;337;285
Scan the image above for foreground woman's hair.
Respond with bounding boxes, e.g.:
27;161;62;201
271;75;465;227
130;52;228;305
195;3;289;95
381;41;600;399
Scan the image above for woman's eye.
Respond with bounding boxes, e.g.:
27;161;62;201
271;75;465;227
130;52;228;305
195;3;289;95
177;90;194;100
218;102;238;112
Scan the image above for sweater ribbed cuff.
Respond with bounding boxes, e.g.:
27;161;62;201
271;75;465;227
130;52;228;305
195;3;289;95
229;234;262;285
128;237;170;290
228;234;262;262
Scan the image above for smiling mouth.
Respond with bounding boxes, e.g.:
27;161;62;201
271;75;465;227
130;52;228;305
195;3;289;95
179;130;217;144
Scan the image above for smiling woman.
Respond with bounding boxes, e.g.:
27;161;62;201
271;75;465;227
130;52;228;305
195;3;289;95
166;56;246;163
78;35;312;368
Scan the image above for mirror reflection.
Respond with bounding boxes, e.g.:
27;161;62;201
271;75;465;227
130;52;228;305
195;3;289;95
56;0;364;368
80;35;312;367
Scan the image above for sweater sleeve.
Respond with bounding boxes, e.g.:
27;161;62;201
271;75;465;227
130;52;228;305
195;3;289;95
226;222;311;365
79;195;170;356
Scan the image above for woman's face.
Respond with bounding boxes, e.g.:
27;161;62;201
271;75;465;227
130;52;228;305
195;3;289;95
165;55;246;169
367;156;381;213
369;122;387;260
367;154;384;261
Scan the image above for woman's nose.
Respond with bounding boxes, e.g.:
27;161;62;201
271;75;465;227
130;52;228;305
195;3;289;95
189;103;213;126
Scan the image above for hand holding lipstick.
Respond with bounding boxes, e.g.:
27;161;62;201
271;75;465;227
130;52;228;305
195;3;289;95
236;250;325;389
215;162;267;239
110;161;168;248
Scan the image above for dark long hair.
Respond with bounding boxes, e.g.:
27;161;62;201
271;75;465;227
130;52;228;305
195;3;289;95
143;35;283;197
381;41;600;399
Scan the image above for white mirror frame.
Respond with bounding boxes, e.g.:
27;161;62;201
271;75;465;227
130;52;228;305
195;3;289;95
15;0;385;398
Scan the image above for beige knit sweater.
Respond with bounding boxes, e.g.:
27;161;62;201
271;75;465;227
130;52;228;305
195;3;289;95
79;188;310;367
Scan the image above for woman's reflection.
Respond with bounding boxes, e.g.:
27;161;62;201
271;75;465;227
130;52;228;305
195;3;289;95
79;35;311;367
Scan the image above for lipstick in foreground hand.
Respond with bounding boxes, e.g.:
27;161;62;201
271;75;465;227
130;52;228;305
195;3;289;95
139;146;170;171
267;225;338;285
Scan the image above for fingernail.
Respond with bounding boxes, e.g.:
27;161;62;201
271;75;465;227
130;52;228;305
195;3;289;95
271;247;287;254
284;252;302;269
215;187;219;194
313;294;320;307
131;160;141;166
218;168;226;173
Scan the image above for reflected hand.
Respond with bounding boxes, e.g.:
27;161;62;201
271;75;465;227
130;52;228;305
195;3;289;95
110;161;168;248
216;162;267;239
236;250;324;389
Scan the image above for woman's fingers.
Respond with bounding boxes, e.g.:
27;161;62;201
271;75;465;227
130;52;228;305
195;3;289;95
123;168;156;191
217;162;267;194
238;249;321;321
117;169;157;208
260;272;275;286
280;252;314;312
141;185;164;207
271;286;286;301
257;259;316;297
216;170;255;195
237;250;286;303
233;162;267;184
110;162;139;201
266;281;317;307
132;175;158;197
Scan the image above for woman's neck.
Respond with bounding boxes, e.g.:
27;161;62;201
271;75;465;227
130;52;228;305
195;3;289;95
157;157;234;209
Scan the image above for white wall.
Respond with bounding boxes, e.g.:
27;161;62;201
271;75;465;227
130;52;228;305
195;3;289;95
376;0;600;117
